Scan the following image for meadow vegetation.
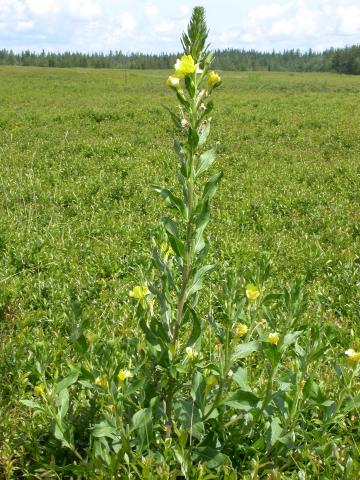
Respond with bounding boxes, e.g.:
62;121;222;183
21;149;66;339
0;10;359;478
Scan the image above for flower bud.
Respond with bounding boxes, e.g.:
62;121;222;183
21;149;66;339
167;76;180;88
208;70;221;86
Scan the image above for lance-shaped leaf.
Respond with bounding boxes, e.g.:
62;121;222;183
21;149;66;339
188;127;199;150
164;106;181;129
185;76;195;97
231;341;260;361
174;140;186;164
91;420;117;439
151;185;188;218
194;200;210;231
197;100;214;125
223;389;259;411
139;317;163;348
54;371;79;395
57;388;70;420
266;417;283;449
198;118;211;146
163;217;185;258
176;89;190;108
208;313;224;341
195;147;216;177
186;264;215;299
202;171;223;201
185;309;203;347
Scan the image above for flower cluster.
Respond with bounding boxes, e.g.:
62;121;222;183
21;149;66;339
246;284;260;302
268;332;280;346
166;54;221;90
345;348;360;364
235;323;248;337
129;285;149;300
118;369;133;382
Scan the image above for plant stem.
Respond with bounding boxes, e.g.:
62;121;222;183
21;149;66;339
166;75;198;437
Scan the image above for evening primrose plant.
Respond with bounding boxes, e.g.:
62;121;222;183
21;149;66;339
19;7;360;478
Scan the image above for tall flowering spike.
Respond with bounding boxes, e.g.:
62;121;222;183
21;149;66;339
151;6;222;438
181;6;209;63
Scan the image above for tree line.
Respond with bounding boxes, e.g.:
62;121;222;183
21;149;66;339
0;45;359;74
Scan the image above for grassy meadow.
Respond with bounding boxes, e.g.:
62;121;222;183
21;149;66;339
0;66;360;477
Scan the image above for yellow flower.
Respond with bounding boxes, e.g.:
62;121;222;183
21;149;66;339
235;323;248;337
345;349;360;364
246;284;260;301
268;332;280;346
185;346;199;360
208;70;221;86
174;55;197;77
34;384;45;395
160;242;174;256
118;369;133;382
205;374;217;387
129;285;149;300
84;330;98;344
95;376;108;388
166;76;180;88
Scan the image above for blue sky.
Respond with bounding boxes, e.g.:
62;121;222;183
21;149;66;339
1;0;360;54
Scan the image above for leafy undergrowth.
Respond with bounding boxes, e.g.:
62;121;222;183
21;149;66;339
0;55;359;479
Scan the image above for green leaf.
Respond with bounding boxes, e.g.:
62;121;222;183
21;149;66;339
195;147;216;177
175;89;190;108
232;367;251;391
198;119;211;146
280;331;303;351
132;407;152;431
224;390;259;411
188;127;199;150
151;186;187;218
139;317;163;348
262;342;281;367
92;421;117;439
20;399;44;411
54;371;79;395
231;341;259;362
58;388;69;420
174;400;205;440
174;448;190;479
199;100;214;123
194;200;210;230
163;217;185;258
194;447;229;469
208;314;224;341
186;310;202;347
266;417;283;449
185;76;195;97
343;394;360;414
186;264;214;299
164;106;181;129
202;171;223;201
191;370;205;405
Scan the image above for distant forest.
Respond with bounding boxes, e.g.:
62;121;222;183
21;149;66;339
1;45;360;74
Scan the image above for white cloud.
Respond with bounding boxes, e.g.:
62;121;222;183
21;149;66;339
248;3;286;22
155;19;176;34
144;2;158;17
178;5;190;17
17;20;34;31
337;5;360;35
2;0;360;55
117;12;136;36
68;0;102;20
26;0;60;16
270;19;294;37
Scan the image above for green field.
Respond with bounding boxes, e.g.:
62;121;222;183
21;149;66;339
1;67;360;477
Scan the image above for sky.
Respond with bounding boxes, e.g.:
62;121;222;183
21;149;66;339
1;0;360;54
